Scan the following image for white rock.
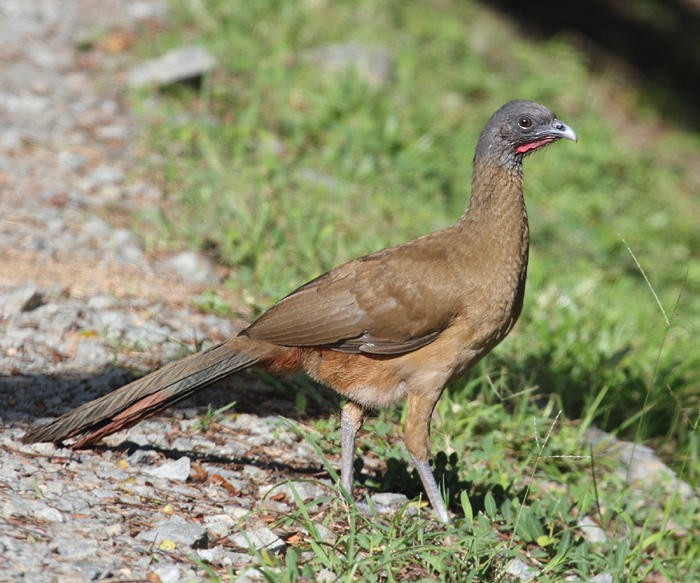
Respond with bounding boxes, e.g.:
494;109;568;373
577;515;608;544
145;456;191;481
504;558;538;582
161;251;219;285
231;526;285;553
0;285;44;317
128;45;216;87
137;515;208;548
34;504;64;523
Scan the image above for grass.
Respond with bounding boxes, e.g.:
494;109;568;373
121;0;699;579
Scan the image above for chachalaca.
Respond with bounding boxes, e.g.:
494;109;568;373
24;100;576;523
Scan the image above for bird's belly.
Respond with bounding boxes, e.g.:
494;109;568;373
302;349;409;408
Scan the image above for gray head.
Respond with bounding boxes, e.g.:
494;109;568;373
475;100;576;168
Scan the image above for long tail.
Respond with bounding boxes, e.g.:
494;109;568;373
23;341;261;448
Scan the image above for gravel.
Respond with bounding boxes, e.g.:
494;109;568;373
0;2;318;580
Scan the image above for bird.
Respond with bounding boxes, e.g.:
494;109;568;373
23;100;576;524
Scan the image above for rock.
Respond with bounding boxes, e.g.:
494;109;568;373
236;567;269;582
81;215;111;241
86;294;118;310
151;563;197;583
231;526;285;553
49;536;98;561
203;513;237;539
222;505;250;520
94;184;124;205
106;228;143;262
160;251;219;285
588;574;613;583
34;505;64;523
128;45;217;88
260;480;329;503
136;515;208;549
303;43;395;88
504;558;538;582
0;285;44;316
95;124;128;141
301;522;336;545
577;516;608;544
356;492;416;518
126;1;170;22
196;547;254;567
43;566;91;583
72;563;111;581
242;464;269;482
317;569;337;583
57;150;86;171
83;165;124;188
145;456;191;481
585;428;694;499
369;492;409;510
0;127;23;151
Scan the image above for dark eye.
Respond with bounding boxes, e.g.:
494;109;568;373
518;116;532;129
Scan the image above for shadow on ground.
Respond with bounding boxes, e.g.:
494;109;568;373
0;367;340;424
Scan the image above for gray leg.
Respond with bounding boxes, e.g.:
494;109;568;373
404;390;452;524
340;401;365;495
410;453;451;524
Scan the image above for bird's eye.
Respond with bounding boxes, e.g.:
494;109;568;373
518;116;532;129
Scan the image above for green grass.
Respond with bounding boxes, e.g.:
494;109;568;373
125;0;698;579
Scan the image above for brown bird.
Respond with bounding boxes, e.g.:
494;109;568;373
24;100;576;523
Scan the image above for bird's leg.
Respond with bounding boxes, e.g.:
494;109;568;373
340;400;366;496
404;390;451;524
409;452;450;524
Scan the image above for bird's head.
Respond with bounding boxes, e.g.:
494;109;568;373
475;100;577;168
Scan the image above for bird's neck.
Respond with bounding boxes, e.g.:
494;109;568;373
460;157;530;271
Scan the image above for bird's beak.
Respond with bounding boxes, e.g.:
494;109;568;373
549;119;577;142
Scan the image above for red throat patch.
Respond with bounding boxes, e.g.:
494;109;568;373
515;137;555;154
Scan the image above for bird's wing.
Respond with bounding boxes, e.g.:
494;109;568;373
243;229;461;355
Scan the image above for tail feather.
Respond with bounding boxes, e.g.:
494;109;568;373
23;343;259;447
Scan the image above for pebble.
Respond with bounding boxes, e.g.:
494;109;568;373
242;464;270;482
128;45;217;87
230;526;286;553
107;228;144;262
203;513;238;539
504;558;538;582
236;567;270;582
152;563;197;583
126;0;170;21
136;515;208;548
0;285;44;316
577;515;608;544
57;150;86;171
585;427;693;499
86;294;118;310
260;479;330;504
317;568;338;583
300;522;337;545
145;455;191;481
35;504;65;523
356;492;416;518
303;43;395;88
83;165;124;188
160;250;219;285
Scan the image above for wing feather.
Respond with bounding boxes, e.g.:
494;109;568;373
243;228;462;355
